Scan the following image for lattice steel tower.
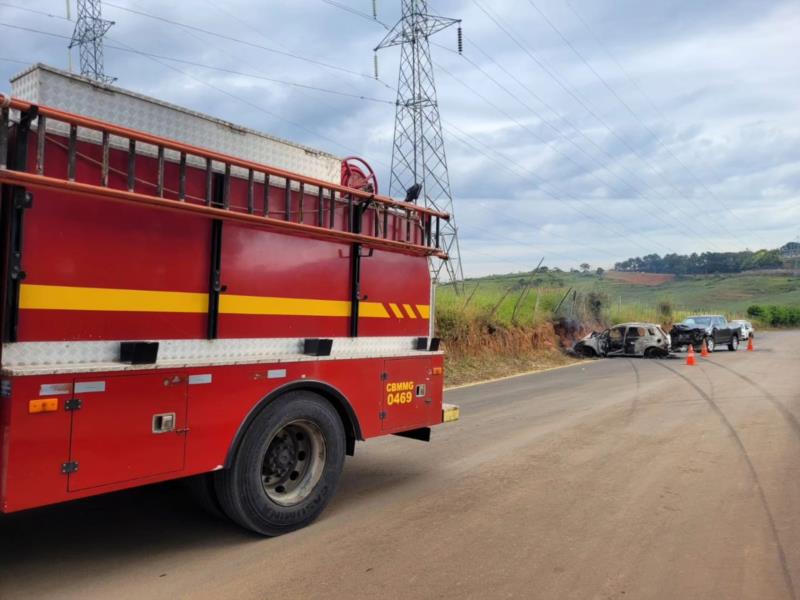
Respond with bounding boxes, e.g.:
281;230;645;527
375;0;463;286
69;0;115;84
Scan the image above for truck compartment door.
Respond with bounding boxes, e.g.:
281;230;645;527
67;372;188;492
381;357;433;433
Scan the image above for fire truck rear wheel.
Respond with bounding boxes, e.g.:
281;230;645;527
215;391;346;536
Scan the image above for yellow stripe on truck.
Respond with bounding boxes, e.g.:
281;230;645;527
19;284;414;319
20;284;209;314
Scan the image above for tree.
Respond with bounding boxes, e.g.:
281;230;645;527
579;263;591;273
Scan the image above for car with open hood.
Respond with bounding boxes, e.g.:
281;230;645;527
669;315;740;352
573;322;671;358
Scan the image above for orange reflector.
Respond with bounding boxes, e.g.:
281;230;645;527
29;398;59;414
432;366;443;375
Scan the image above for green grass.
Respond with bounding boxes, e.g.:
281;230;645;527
437;270;800;328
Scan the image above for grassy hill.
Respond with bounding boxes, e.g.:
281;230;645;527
435;269;800;385
437;270;800;328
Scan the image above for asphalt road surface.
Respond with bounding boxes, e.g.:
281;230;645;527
1;331;799;600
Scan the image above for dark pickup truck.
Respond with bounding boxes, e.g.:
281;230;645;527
670;315;740;352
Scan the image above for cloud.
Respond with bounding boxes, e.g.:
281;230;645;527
1;0;797;277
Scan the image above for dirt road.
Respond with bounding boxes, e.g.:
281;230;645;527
1;332;799;599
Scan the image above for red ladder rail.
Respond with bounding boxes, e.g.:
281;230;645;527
0;95;448;258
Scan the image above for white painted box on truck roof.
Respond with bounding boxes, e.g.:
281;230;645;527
10;63;341;183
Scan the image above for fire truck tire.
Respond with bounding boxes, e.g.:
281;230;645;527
184;473;225;519
214;391;346;536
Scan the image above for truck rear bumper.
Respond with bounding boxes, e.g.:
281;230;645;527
442;403;460;423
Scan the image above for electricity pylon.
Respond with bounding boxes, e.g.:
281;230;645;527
69;0;115;84
375;0;464;288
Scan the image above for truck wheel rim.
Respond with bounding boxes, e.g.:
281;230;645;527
261;420;326;507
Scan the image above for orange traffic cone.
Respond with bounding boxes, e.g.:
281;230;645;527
700;339;709;357
747;336;754;352
686;345;696;366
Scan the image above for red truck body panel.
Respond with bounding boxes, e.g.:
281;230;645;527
0;95;447;514
0;355;444;512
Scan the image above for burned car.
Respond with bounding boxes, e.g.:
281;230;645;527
573;322;671;358
669;315;739;352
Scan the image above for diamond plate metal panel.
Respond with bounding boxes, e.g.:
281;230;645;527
10;64;341;183
1;337;436;375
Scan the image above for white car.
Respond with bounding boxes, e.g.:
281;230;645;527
730;319;754;340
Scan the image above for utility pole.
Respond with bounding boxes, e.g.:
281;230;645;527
69;0;115;84
375;0;464;289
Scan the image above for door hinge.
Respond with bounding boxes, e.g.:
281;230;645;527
380;372;388;381
64;398;82;411
60;461;79;474
379;410;387;420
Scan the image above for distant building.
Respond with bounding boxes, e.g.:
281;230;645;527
779;242;800;269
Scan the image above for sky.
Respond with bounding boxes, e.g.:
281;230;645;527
0;0;798;277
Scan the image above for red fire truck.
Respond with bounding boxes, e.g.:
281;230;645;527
0;66;456;535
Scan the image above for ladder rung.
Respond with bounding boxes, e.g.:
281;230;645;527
67;124;77;181
178;152;186;200
205;158;213;206
284;178;291;221
36;115;46;175
223;163;231;209
298;182;304;222
247;169;254;214
127;139;136;192
101;131;110;187
156;146;164;197
263;173;270;216
317;187;324;226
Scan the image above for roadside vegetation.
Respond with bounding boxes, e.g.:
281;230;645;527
436;269;800;385
747;304;800;327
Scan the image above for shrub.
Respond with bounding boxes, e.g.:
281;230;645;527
657;300;673;321
746;304;800;327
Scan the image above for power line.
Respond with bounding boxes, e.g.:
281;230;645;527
0;56;29;65
318;0;688;258
0;2;69;20
204;0;376;99
0;21;386;160
320;0;719;256
471;0;743;244
432;39;714;241
525;0;753;242
113;48;395;105
320;0;389;29
0;22;393;104
434;64;675;255
441;120;660;260
433;54;703;247
104;2;390;87
561;0;771;248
